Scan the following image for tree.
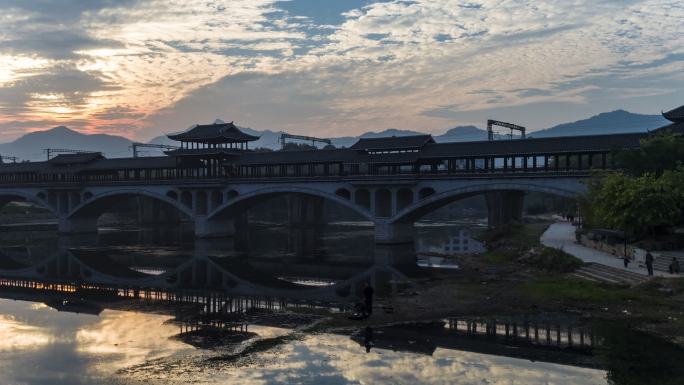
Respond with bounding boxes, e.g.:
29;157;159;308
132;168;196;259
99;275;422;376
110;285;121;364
613;132;684;176
581;168;684;238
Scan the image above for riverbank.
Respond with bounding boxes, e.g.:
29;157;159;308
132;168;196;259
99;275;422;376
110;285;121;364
318;219;684;346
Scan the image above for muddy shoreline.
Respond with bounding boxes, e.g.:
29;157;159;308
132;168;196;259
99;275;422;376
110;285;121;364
316;220;684;347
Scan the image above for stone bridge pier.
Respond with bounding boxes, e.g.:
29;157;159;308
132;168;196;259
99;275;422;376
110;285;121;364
194;214;247;238
137;196;183;225
374;222;415;244
287;195;326;227
485;190;525;227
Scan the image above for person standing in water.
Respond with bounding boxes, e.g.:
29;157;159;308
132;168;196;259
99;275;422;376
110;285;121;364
364;326;374;353
363;282;374;315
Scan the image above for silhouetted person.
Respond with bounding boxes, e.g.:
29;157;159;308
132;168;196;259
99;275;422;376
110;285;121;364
364;326;374;353
669;257;680;274
623;255;630;268
363;282;374;315
645;250;654;276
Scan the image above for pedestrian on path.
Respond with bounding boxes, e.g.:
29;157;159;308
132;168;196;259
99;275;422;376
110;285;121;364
669;257;680;274
623;255;630;268
645;250;654;276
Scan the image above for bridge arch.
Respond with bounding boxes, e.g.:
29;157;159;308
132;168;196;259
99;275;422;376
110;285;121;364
0;189;56;216
390;182;582;224
67;189;194;221
208;186;374;222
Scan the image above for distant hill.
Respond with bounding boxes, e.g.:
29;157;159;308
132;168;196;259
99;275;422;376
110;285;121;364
0;126;133;161
330;128;425;148
435;125;490;142
529;110;668;138
0;110;671;160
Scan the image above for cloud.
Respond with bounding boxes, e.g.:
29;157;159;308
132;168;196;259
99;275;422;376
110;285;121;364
0;30;123;60
91;106;145;121
0;65;118;116
0;0;682;142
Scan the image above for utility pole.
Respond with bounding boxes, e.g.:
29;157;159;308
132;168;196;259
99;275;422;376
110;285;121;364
486;120;526;141
0;155;19;163
279;133;332;150
44;148;97;160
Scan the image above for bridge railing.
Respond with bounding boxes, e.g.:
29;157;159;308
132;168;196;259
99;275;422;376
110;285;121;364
0;168;604;186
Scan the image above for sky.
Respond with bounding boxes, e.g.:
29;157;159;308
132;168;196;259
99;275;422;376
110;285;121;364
0;0;682;142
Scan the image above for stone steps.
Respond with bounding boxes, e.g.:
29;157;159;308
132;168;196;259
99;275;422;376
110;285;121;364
653;254;684;273
585;263;650;284
570;263;649;286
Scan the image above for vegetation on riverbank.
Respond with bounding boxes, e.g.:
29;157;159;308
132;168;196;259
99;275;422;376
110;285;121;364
318;219;684;347
479;222;582;272
580;132;684;239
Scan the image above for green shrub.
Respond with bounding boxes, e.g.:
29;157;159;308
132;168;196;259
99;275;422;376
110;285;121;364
526;246;583;273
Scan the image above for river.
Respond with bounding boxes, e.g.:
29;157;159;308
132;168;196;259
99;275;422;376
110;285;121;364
0;221;681;384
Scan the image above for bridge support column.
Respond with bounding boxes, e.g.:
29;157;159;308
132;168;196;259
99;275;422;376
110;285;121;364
374;221;414;244
374;244;415;265
58;217;98;234
194;216;238;238
137;196;181;225
287;195;325;226
485;190;525;227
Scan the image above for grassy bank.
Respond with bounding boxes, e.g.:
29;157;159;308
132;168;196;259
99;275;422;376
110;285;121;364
322;219;684;345
479;221;582;273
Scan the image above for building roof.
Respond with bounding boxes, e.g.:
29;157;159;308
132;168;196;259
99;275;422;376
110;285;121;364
48;152;104;165
350;135;435;151
231;149;423;166
419;132;646;158
0;161;48;174
167;122;259;143
663;105;684;123
231;148;357;165
79;156;177;171
230;133;642;165
655;122;684;135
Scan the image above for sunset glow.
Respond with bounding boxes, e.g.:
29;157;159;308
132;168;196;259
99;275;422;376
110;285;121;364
0;0;682;142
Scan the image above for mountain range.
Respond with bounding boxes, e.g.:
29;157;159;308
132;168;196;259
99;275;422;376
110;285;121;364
0;110;670;161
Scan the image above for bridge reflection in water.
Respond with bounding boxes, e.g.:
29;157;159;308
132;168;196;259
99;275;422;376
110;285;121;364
1;224;684;385
0;274;603;368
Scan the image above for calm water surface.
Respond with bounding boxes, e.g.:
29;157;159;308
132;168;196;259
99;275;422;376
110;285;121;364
0;222;681;384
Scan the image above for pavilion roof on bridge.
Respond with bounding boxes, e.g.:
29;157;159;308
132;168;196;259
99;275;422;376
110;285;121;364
167;122;259;143
663;105;684;123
